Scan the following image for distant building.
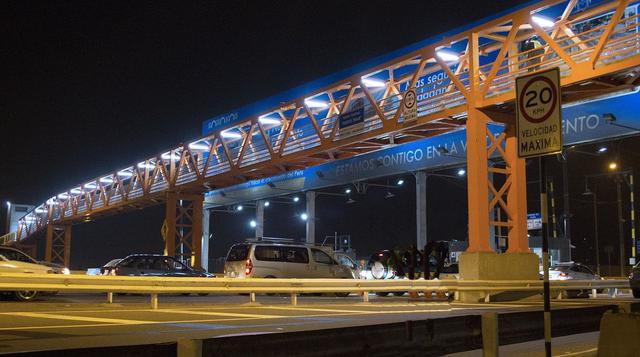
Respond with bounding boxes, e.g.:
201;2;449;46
6;203;35;235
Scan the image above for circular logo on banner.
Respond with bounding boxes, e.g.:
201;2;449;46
518;76;558;123
404;90;416;109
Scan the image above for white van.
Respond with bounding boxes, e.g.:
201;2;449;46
224;242;354;281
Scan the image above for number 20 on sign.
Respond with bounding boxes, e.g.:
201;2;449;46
516;67;563;158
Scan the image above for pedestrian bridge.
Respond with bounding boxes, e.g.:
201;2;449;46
9;0;640;267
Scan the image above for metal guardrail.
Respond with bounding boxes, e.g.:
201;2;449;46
0;232;16;245
0;273;630;308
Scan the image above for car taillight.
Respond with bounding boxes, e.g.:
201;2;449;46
110;267;118;276
245;259;253;276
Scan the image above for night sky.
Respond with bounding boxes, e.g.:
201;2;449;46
3;1;639;271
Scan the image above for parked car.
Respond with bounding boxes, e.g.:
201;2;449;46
334;252;364;279
547;262;603;297
100;254;212;278
0;246;70;275
629;262;640;298
0;253;54;301
224;242;354;296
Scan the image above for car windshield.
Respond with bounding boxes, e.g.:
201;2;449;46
103;259;122;267
226;245;249;261
0;248;36;263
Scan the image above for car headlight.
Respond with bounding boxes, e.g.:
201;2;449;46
62;267;70;275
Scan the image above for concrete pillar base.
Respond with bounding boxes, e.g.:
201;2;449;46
458;251;540;302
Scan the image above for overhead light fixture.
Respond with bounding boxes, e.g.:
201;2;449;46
117;171;133;177
57;193;69;199
436;50;459;62
249;220;257;228
597;147;608;153
46;198;57;205
221;130;242;139
345;188;352;194
236;205;243;211
188;143;210;151
293;196;300;203
263;201;270;207
161;152;181;161
137;162;155;169
35;208;46;213
258;116;282;125
100;176;114;183
531;15;555;28
300;213;308;221
397;179;405;186
457;168;466;176
608;162;618;170
361;78;386;88
70;188;82;195
304;99;329;109
84;182;97;189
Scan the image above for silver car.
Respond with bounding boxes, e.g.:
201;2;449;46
224;243;354;290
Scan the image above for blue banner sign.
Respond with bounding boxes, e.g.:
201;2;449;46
205;89;640;207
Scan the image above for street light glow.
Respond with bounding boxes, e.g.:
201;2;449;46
236;205;243;211
397;179;404;186
263;201;270;207
457;169;466;176
345;188;352;194
597;147;608;153
293;196;300;202
249;220;257;228
188;143;210;151
608;162;618;170
300;213;308;221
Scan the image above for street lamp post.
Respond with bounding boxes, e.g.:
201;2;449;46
582;181;600;275
5;201;10;236
616;177;625;276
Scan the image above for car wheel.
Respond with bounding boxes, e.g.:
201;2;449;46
393;292;405;297
633;288;640;298
370;261;389;280
181;293;191;296
14;291;38;302
335;292;350;297
197;293;209;296
375;292;390;297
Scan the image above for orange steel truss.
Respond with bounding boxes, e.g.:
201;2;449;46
45;224;71;266
14;0;640;263
164;192;203;268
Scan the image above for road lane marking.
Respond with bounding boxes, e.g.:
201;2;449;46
0;312;365;332
0;312;151;325
260;305;454;314
158;309;287;319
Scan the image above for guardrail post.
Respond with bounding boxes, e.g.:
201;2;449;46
484;292;491;303
291;293;297;306
107;292;113;304
177;338;202;357
482;313;499;357
363;291;369;303
590;288;597;298
250;292;256;303
151;293;158;309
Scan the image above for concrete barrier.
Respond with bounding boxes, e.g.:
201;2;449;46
598;310;640;357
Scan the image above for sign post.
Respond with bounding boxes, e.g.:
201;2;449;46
516;67;562;357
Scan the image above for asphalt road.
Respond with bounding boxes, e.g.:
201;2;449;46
0;292;635;356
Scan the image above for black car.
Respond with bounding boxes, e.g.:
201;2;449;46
101;254;212;278
630;262;640;298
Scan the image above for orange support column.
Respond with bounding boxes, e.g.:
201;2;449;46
164;191;204;268
466;112;491;252
505;124;529;253
45;224;71;267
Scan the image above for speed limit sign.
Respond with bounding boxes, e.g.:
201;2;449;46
516;67;563;158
